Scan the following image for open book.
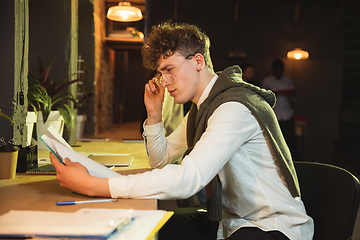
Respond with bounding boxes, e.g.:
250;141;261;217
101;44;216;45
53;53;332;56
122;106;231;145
40;125;121;178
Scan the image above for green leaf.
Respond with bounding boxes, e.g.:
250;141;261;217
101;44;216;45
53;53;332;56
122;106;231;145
51;91;75;105
41;97;52;123
54;73;88;94
56;103;75;132
0;109;13;125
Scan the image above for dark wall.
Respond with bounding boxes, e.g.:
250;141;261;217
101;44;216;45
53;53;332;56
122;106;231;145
28;1;72;81
146;0;346;164
78;0;95;136
0;1;16;140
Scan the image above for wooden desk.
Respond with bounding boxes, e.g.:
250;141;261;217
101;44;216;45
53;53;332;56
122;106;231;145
0;175;156;216
0;141;174;240
0;140;155;216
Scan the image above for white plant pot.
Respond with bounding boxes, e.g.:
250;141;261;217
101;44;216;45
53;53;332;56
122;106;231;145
26;112;37;146
76;115;87;140
32;111;64;150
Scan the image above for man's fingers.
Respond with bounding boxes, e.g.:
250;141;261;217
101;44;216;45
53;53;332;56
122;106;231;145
50;153;73;169
63;157;71;165
145;83;153;94
50;153;62;166
146;79;160;94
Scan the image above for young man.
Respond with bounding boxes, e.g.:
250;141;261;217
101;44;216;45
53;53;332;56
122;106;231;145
50;22;314;239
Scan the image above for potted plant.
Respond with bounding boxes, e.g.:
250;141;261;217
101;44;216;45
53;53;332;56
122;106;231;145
28;56;88;148
27;75;50;146
0;109;20;179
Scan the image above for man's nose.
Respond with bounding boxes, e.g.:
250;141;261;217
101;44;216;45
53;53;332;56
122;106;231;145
162;79;169;88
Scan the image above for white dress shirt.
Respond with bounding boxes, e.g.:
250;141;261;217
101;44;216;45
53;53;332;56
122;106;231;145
109;75;314;240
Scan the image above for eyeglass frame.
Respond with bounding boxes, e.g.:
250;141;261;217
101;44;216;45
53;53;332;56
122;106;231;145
156;53;196;85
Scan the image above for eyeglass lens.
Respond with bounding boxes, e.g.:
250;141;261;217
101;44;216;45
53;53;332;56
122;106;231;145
158;54;195;85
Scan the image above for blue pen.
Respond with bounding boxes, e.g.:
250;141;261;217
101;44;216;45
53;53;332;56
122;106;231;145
56;199;118;205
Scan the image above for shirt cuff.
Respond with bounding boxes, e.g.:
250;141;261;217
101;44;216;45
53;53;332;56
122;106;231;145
143;120;164;136
108;176;128;198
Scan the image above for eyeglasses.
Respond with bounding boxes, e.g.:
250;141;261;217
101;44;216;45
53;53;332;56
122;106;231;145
157;54;195;85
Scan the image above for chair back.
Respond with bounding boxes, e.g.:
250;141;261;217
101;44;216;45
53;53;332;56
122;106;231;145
294;161;360;240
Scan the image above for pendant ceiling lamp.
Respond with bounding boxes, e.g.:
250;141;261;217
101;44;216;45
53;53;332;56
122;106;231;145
287;48;309;60
107;2;143;22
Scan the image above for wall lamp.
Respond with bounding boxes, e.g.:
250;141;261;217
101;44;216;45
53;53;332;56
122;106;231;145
106;2;143;22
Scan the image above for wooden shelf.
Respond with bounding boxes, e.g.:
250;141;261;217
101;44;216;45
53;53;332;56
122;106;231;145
105;37;143;50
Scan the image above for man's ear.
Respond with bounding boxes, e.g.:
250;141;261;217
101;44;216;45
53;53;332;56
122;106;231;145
194;53;205;71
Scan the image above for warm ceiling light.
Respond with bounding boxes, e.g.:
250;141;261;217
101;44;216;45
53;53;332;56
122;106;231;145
287;48;309;60
106;2;143;22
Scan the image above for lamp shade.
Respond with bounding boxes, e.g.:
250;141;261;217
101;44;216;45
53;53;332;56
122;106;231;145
107;2;143;22
287;48;309;60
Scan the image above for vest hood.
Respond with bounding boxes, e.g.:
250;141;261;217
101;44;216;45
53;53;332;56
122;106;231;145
208;65;276;108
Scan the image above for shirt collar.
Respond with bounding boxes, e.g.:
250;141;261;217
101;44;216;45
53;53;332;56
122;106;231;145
196;74;219;109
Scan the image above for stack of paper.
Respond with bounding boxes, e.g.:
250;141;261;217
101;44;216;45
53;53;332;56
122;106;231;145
40;125;121;178
0;209;133;239
0;208;172;239
109;209;172;240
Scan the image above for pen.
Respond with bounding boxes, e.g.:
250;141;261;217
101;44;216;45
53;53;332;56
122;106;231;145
56;199;118;205
102;164;128;167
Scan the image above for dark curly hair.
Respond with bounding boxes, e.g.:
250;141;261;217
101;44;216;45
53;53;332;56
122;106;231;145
141;21;213;72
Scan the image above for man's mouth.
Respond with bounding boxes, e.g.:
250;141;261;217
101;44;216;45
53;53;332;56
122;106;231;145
168;89;176;96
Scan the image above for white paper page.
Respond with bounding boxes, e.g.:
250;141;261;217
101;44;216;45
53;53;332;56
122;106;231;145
41;131;121;178
0;209;132;238
76;208;166;240
76;208;133;215
45;125;73;149
109;210;166;240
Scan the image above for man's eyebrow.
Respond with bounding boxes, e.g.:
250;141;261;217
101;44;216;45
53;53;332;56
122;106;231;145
158;64;172;72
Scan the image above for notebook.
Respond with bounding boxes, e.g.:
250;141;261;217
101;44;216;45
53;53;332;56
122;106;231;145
25;164;56;175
